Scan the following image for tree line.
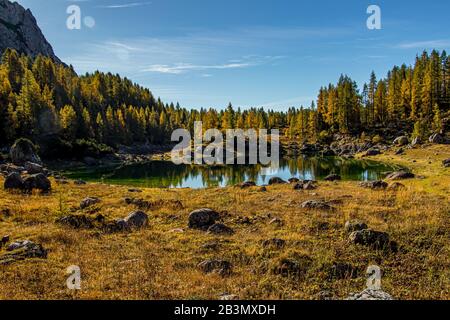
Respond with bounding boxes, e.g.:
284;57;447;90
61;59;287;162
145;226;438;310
0;48;448;151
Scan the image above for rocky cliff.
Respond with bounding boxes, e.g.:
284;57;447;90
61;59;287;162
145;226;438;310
0;0;61;63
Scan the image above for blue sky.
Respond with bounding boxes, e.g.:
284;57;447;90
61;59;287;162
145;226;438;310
13;0;450;110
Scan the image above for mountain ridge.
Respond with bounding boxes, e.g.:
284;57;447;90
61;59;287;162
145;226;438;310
0;0;61;63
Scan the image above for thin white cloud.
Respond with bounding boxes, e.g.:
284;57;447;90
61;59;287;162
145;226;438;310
142;62;251;74
97;1;152;9
397;39;450;49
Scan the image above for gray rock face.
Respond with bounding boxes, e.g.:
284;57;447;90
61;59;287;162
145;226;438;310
346;289;393;300
24;161;43;174
124;210;149;229
188;208;220;230
0;0;61;62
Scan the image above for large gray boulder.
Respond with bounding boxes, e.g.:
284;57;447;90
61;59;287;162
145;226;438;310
80;197;101;209
24;161;44;174
349;229;390;249
188;208;220;230
9;139;41;166
123;210;149;229
23;173;51;192
4;172;24;190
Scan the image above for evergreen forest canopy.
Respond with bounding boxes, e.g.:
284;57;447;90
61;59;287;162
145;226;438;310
0;48;448;156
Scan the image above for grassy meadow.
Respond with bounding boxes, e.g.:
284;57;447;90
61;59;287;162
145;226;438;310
0;145;449;300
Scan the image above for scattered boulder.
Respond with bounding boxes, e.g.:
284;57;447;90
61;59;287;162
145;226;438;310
198;259;232;276
293;182;303;190
386;171;415;180
123;210;149;229
443;158;450;168
288;178;300;183
316;291;334;301
393;136;408;146
10;139;41;166
344;220;368;233
429;133;444;144
301;200;335;211
324;174;341;182
238;181;256;189
303;181;317;190
349;229;390;249
128;188;142;193
346;289;393;300
268;177;287;185
24;161;43;174
207;223;234;235
363;148;381;157
273;255;312;278
359;180;388;190
1;235;10;248
57;214;96;229
269;217;283;227
23;173;51;192
80;197;101;209
188;208;220;230
261;238;286;249
259;186;267;192
74;179;86;185
1;240;47;265
220;294;239;301
387;182;406;191
4;172;24;190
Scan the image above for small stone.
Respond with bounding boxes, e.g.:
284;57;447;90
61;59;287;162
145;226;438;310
386;171;415;180
303;181;317;190
198;259;232;276
344;220;368;233
301;200;335;211
124;210;149;229
238;181;256;189
188;208;220;230
220;294;239;300
74;179;86;185
346;289;393;300
288;178;300;183
128;188;142;193
207;223;234;235
324;174;341;182
268;177;287;185
359;180;388;190
80;197;101;209
349;229;390;249
393;136;408;146
23;173;51;192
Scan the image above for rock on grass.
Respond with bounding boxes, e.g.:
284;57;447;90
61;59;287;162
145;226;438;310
188;208;220;230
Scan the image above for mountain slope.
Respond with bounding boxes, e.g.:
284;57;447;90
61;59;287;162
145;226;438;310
0;0;61;63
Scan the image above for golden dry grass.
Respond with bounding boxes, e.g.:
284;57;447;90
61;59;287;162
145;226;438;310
0;145;449;300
